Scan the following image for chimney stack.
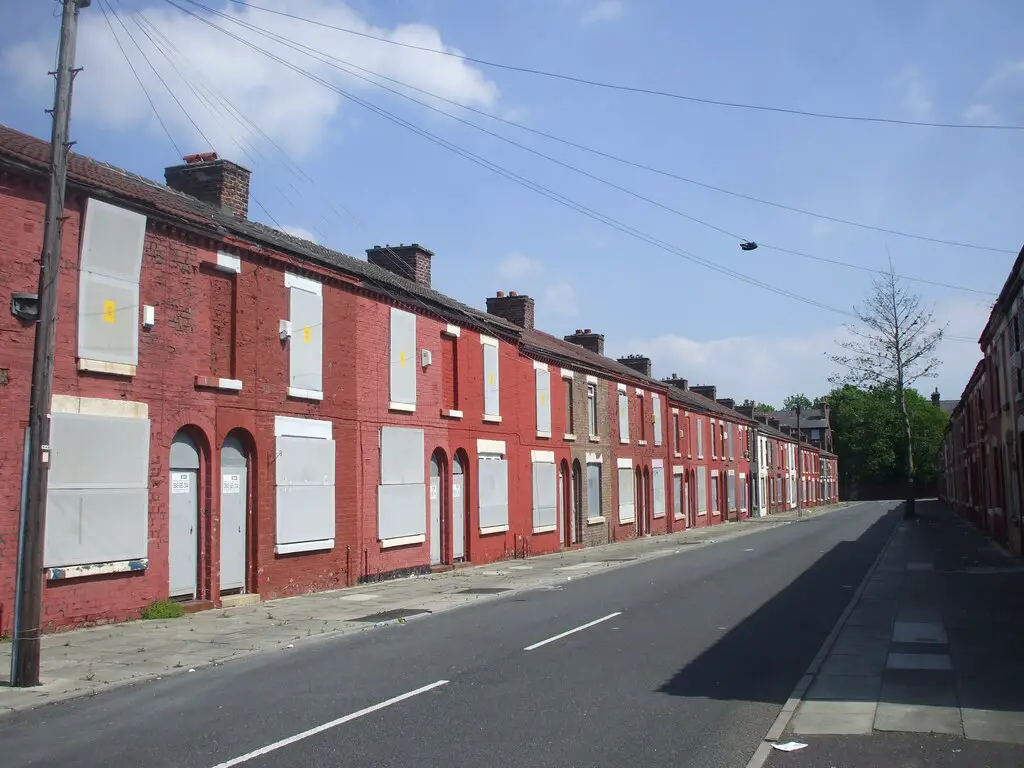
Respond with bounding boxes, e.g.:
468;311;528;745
564;329;605;356
691;384;717;402
716;397;736;410
165;152;252;219
768;417;781;430
736;404;755;419
662;373;689;391
617;354;652;378
366;243;434;287
486;290;535;329
931;387;941;407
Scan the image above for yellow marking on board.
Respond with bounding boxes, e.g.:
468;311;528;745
540;394;546;405
303;326;311;343
399;350;406;366
103;300;116;323
488;373;495;386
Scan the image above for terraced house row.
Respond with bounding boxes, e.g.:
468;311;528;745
938;243;1024;555
0;124;838;632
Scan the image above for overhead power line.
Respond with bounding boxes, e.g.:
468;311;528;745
225;0;1024;132
181;0;1000;298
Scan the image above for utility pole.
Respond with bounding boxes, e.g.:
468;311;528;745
794;404;803;519
12;0;89;688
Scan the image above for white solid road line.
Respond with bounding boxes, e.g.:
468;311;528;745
208;680;450;768
523;612;623;651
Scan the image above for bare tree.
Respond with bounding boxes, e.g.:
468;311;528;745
829;261;946;516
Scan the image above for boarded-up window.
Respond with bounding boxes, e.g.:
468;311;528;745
587;463;602;520
638;395;647;441
378;426;426;541
483;342;500;417
275;417;335;553
565;379;574;434
77;198;146;367
652;394;663;446
696;419;704;457
389;308;417;407
711;471;720;513
740;474;747;511
536;367;551;435
588;384;597;436
697;467;708;514
532;460;557;531
442;336;458;409
205;268;235;378
288;277;323;395
617;466;635;523
618;391;629;442
479;455;508;530
652;466;666;518
673;473;683;519
672;413;679;453
45;410;151;567
728;423;734;460
727;470;737;511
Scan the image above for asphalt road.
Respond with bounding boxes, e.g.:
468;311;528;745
1;501;898;768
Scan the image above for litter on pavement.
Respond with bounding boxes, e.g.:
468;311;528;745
771;742;808;752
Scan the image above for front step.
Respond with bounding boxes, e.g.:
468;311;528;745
220;592;261;608
177;599;215;615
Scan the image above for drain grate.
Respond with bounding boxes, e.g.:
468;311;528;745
350;608;432;623
457;587;511;595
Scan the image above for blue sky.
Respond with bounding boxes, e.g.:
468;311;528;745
4;0;1022;406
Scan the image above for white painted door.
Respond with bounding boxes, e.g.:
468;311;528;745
220;435;247;592
169;432;199;599
452;455;465;561
429;455;442;565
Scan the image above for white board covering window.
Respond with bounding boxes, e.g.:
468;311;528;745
532;459;557;532
711;472;720;513
77;198;146;368
479;454;509;531
652;394;663;446
483;342;500;418
378;426;426;544
389;307;416;409
275;417;335;553
727;469;737;511
45;410;151;568
728;424;734;460
617;466;635;523
652;465;666;518
587;384;598;436
587;463;602;520
288;276;323;396
618;391;629;442
697;466;708;514
535;367;551;435
696;418;704;458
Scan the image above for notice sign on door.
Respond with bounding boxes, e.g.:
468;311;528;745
222;474;241;494
429;484;438;500
453;485;461;499
171;472;190;494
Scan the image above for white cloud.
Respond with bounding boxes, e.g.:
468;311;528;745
610;299;986;407
2;0;499;160
981;60;1024;94
892;66;933;120
963;103;1002;125
581;0;624;24
542;280;580;319
281;225;319;243
496;252;542;280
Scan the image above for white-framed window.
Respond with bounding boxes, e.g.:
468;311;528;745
286;273;323;400
389;307;416;411
638;391;647;442
532;451;557;533
696;418;704;458
587;462;603;522
652;464;666;518
535;362;551;437
672;412;680;454
481;336;500;421
697;466;708;515
275;415;335;554
727;423;734;460
617;460;635;523
740;472;747;512
588;383;598;437
378;426;426;547
711;419;717;458
727;469;737;512
478;440;509;533
710;470;720;514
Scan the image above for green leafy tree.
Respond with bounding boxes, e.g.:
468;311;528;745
783;394;813;410
741;399;777;412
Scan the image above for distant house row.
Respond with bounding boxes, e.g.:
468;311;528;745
0;124;838;632
938;243;1024;554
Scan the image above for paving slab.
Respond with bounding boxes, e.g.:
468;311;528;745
804;674;882;702
892;620;947;644
961;708;1024;745
874;702;963;734
791;700;877;735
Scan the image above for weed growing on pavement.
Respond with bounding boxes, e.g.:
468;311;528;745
140;600;185;620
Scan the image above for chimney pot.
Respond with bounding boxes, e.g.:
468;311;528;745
509;290;518;297
617;354;652;378
584;328;592;334
496;290;505;298
564;329;605;356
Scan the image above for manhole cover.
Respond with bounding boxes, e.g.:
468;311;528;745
350;608;432;623
457;587;511;595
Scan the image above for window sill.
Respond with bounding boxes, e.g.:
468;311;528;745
587;516;606;525
653;511;665;519
589;435;601;443
389;401;416;413
673;513;684;521
78;358;136;377
698;511;707;516
618;516;635;524
379;533;426;549
483;414;502;424
564;433;577;441
638;440;648;446
195;375;243;392
536;430;552;439
480;524;508;535
46;558;149;581
274;538;334;555
712;511;721;516
619;438;628;445
674;452;682;458
288;387;324;401
532;524;557;534
441;409;463;419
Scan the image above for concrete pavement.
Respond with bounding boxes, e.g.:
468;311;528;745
1;501;890;768
0;502;849;715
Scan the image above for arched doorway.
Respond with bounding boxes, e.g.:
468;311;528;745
452;451;468;562
220;433;249;594
687;470;697;528
169;431;200;600
560;460;571;547
642;466;652;535
572;459;584;545
429;450;447;566
634;466;645;536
